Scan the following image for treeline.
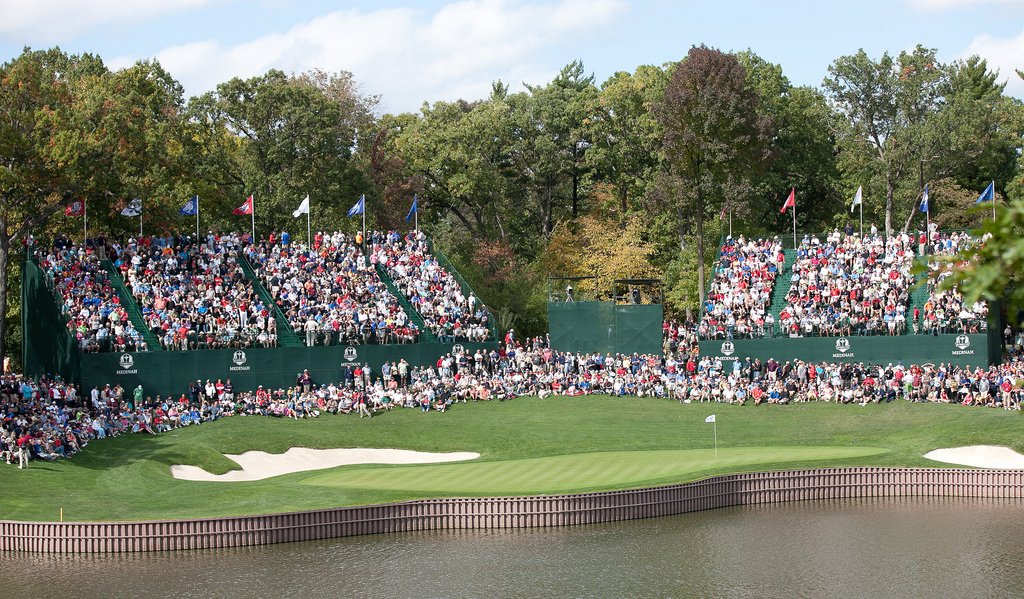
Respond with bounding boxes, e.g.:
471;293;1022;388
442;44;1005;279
1;44;1020;362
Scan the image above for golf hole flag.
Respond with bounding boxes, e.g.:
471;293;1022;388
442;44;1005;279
233;195;254;215
705;414;716;423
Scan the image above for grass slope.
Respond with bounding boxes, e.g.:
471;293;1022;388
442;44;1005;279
303;447;888;494
1;396;1022;522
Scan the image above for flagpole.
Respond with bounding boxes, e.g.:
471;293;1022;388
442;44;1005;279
307;208;311;248
792;197;797;249
196;196;200;241
251;196;255;242
83;201;88;249
729;210;732;238
713;419;718;458
992;180;996;221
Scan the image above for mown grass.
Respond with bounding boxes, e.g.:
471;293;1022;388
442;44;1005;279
1;396;1021;522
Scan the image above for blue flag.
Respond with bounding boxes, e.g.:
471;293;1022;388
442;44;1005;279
179;195;198;216
405;195;418;223
974;181;994;205
347;194;365;217
919;185;929;213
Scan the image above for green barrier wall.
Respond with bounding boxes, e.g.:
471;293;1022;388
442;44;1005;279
548;301;663;356
79;341;498;397
22;257;80;383
699;333;991;368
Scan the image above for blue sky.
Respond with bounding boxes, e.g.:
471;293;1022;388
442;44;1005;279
2;0;1024;113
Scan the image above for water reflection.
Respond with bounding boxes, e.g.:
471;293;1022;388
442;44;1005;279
4;497;1023;599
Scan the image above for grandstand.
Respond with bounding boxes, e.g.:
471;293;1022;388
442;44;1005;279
697;230;998;367
22;231;498;396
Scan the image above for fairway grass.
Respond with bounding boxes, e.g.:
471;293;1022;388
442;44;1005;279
2;395;1023;522
303;447;888;494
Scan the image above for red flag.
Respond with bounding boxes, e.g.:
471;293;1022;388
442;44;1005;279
65;200;85;216
233;195;253;215
719;205;727;220
780;189;795;213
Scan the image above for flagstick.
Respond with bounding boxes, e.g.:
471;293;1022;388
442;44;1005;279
713;419;718;458
792;199;797;250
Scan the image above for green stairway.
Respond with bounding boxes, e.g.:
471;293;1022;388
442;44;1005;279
236;253;304;347
908;270;932;333
375;264;438;343
766;248;798;335
99;260;164;351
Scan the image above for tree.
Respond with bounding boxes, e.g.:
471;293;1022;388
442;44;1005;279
655;45;774;305
524;60;598;228
824;46;1010;235
587;65;669;222
183;70;373;236
0;48;183;365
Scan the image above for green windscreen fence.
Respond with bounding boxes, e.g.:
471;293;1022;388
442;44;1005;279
22;256;80;383
698;333;992;368
548;301;663;356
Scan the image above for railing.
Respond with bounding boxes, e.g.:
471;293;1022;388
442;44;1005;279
4;467;1022;553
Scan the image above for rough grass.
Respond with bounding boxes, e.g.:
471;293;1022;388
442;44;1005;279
1;396;1022;522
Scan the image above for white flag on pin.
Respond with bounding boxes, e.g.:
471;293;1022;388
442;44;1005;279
705;414;716;423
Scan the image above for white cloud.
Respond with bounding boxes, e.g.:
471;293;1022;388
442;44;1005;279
960;26;1024;98
120;0;626;113
0;0;225;43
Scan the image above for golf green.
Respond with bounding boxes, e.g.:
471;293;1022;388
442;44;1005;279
303;446;889;494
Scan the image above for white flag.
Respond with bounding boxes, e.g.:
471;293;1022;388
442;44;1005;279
121;198;142;217
705;414;716;423
850;186;862;213
293;195;310;218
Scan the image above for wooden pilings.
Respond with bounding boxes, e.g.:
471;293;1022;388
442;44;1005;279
3;467;1022;553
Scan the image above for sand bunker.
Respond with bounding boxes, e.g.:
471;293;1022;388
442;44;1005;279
923;445;1024;469
170;448;480;482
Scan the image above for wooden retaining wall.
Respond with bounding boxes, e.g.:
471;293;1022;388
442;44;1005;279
3;467;1023;553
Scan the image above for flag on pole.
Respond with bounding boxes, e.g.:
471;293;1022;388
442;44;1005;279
974;181;995;205
347;194;365;217
293;195;310;218
121;198;142;217
920;185;929;213
705;414;716;423
179;196;198;215
851;186;862;213
405;195;418;222
233;195;254;215
780;189;795;213
719;205;727;220
65;200;85;216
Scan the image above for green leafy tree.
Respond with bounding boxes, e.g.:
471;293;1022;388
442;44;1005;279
655;45;774;305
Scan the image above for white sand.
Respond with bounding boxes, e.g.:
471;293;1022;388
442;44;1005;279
923;445;1024;469
170;447;480;482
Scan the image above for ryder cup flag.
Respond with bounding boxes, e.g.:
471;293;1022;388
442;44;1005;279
347;194;365;217
780;189;795;213
705;414;716;423
121;198;142;217
179;196;198;216
65;200;85;216
233;195;253;215
851;186;862;213
920;185;929;213
974;181;995;205
293;195;309;218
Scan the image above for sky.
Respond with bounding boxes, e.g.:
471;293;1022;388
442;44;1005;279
2;0;1024;114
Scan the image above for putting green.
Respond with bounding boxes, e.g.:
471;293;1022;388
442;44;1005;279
303;446;889;494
